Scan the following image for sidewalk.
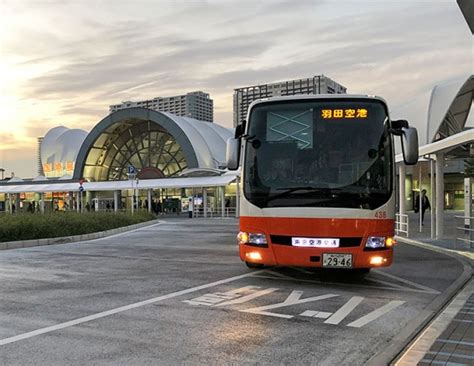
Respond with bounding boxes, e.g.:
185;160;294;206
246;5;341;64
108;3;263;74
403;210;473;257
395;211;473;366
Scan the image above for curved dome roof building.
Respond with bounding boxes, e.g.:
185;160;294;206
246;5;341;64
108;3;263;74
41;126;88;178
392;74;473;154
39;108;233;182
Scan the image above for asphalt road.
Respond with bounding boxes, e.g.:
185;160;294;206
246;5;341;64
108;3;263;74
0;218;467;365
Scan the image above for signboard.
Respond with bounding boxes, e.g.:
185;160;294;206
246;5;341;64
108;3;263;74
321;108;368;119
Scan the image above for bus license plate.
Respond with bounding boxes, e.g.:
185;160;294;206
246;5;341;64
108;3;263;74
322;254;353;268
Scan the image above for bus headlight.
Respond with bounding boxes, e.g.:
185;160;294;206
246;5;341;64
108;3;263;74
365;236;386;249
249;233;267;245
237;231;267;246
365;236;396;249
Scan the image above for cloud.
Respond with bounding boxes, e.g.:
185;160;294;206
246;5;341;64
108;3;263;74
2;0;471;177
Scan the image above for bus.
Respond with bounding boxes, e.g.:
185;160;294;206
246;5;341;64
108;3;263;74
227;95;418;272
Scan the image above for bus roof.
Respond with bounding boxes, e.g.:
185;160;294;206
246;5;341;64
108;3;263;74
247;94;389;111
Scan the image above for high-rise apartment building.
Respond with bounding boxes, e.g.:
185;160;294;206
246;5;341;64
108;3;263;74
109;91;213;122
233;75;347;127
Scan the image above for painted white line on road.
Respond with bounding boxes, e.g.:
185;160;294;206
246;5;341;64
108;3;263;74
347;300;405;328
374;269;440;294
251;274;434;294
324;296;364;325
85;221;165;243
0;270;263;346
216;288;279;307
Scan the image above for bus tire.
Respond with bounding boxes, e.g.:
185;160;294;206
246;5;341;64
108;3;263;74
245;261;264;269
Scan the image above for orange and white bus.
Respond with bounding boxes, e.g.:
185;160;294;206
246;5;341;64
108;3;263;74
227;95;418;272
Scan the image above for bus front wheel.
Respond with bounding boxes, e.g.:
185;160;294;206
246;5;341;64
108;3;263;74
245;261;264;269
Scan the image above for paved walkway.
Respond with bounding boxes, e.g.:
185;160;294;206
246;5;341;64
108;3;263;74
396;210;473;366
401;211;473;258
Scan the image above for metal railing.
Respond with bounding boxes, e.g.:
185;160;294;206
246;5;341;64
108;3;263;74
193;207;237;218
454;215;474;250
395;213;409;237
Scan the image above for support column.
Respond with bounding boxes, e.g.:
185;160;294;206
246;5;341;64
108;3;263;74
40;192;45;214
114;191;119;213
419;164;422;233
221;186;225;218
236;177;240;218
436;152;444;239
430;158;436;239
15;194;20;213
147;189;152;213
398;163;406;215
203;188;208;218
68;192;73;212
8;194;12;213
464;177;472;246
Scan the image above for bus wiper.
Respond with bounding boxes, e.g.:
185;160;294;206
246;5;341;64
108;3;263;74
267;187;341;203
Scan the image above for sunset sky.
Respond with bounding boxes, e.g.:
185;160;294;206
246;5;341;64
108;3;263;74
0;0;472;178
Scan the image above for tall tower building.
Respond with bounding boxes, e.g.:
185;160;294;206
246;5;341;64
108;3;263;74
109;91;214;122
233;75;347;127
37;137;44;176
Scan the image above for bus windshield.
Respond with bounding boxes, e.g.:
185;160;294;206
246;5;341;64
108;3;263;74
243;99;393;209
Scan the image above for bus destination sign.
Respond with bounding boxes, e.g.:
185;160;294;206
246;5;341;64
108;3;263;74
321;108;368;119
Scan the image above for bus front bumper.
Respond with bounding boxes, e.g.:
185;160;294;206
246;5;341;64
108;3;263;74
240;244;393;269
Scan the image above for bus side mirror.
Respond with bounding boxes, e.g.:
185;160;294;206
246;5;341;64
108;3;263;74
401;127;418;165
226;137;241;170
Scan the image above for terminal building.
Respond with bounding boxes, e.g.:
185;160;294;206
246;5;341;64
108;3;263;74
0;109;237;215
109;91;214;122
233;75;347;127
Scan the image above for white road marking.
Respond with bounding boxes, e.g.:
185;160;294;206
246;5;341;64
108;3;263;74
300;310;332;319
374;269;440;294
183;286;262;306
0;270;263;346
264;270;296;280
314;311;332;319
85;221;165;243
216;288;279;307
347;300;405;328
368;278;410;291
252;274;436;294
241;291;338;319
324;296;364;325
300;310;318;317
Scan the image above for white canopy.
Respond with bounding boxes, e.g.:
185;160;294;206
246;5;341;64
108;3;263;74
0;172;239;194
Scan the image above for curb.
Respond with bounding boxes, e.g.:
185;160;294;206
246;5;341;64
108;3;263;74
0;219;162;251
366;237;473;366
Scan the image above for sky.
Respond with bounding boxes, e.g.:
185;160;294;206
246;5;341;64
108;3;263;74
0;0;472;178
